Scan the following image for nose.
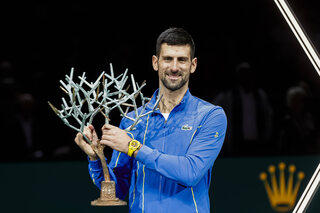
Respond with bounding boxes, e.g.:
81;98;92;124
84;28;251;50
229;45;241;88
170;59;179;72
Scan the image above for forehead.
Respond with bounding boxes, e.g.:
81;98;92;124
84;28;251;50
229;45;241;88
159;43;191;58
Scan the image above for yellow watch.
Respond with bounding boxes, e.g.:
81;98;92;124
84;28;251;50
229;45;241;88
127;139;141;157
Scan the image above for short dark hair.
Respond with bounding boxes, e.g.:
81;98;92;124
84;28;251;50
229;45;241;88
156;27;195;59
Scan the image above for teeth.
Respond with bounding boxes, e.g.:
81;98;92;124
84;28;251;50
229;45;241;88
168;75;179;80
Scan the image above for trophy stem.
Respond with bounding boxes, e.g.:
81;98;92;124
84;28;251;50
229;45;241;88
102;119;111;182
100;155;111;182
91;143;127;206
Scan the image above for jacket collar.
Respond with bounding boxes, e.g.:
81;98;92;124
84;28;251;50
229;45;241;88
146;88;191;112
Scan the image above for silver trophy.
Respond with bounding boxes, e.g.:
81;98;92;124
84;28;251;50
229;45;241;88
48;63;161;206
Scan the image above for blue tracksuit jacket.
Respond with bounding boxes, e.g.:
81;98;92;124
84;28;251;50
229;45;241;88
88;89;227;213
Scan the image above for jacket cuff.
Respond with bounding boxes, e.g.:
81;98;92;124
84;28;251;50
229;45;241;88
136;145;156;166
87;156;102;169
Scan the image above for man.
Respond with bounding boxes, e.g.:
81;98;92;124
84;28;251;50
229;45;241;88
75;27;227;213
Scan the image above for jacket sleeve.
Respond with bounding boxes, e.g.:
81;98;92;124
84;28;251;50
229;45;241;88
88;120;133;200
135;107;227;187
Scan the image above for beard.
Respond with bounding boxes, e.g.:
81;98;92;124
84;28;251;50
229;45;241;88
160;70;190;91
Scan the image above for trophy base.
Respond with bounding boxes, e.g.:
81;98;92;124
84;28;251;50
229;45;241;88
91;198;127;206
91;180;127;206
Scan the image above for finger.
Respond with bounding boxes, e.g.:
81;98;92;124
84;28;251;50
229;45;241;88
88;124;95;131
100;139;112;147
92;137;99;146
88;125;99;141
101;124;114;130
75;132;85;145
83;126;93;141
102;128;112;136
101;134;113;141
74;132;81;144
92;130;98;142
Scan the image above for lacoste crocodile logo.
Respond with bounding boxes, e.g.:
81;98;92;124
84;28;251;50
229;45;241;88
181;124;193;131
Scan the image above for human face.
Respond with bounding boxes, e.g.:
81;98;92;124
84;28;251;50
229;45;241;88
152;43;197;92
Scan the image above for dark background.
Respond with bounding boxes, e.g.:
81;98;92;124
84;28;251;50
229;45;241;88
1;0;320;162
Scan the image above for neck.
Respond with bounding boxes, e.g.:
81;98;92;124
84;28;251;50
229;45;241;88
159;85;188;113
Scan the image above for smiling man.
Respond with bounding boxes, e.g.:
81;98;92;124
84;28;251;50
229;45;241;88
75;27;227;213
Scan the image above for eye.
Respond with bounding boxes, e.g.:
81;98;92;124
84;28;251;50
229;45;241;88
178;57;188;63
163;56;172;62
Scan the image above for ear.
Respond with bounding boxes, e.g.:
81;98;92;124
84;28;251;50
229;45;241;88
152;55;159;71
190;57;197;74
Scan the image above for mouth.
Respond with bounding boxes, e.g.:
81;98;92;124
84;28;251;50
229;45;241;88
166;73;181;81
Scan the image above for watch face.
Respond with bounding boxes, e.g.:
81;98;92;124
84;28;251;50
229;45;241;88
131;140;139;148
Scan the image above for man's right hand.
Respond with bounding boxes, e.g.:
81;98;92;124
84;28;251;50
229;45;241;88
74;125;98;161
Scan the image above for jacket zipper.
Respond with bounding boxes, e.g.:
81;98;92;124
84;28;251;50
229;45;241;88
159;116;168;201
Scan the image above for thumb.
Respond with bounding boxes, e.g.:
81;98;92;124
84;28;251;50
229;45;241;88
88;125;98;141
88;124;95;131
91;126;99;142
102;124;113;130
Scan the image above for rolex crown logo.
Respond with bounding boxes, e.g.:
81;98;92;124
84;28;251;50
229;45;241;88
259;162;305;212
